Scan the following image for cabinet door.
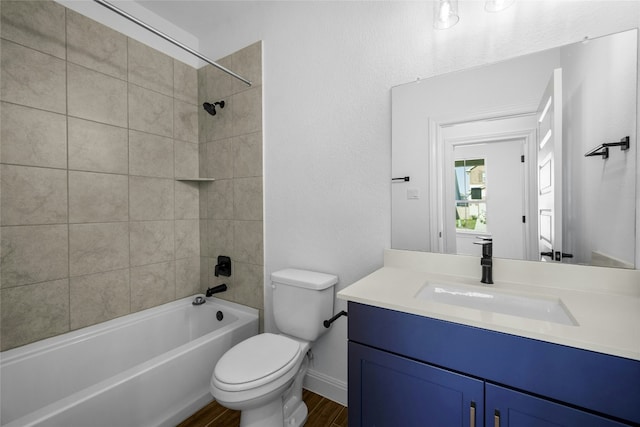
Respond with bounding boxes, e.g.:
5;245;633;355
349;342;484;427
486;383;630;426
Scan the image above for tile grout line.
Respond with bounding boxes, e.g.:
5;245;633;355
126;35;132;316
64;6;71;332
172;59;177;301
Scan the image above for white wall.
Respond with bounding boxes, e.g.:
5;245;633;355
193;1;640;404
62;0;640;405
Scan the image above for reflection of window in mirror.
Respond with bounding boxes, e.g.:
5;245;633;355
454;159;487;233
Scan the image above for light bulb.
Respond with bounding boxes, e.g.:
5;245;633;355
485;0;515;12
439;1;451;23
433;0;459;30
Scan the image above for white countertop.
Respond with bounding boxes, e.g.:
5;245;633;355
338;250;640;361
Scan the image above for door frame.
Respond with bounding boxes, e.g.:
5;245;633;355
433;114;539;260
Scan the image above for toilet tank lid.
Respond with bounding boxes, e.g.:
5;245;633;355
271;268;338;290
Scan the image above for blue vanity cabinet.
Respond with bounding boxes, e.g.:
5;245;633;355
347;302;640;426
485;384;629;426
349;341;484;426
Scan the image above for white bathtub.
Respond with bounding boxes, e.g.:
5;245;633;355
0;295;258;427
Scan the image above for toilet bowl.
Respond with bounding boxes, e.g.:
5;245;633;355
211;333;310;427
210;268;338;427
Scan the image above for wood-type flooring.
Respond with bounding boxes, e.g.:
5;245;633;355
177;389;347;427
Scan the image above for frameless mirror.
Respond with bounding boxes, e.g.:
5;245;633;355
391;29;638;269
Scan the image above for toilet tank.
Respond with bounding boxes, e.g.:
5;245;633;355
271;269;337;342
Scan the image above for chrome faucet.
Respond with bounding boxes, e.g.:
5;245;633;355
474;237;493;284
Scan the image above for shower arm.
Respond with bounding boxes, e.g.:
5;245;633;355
92;0;252;87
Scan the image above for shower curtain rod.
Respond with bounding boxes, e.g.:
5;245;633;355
92;0;252;86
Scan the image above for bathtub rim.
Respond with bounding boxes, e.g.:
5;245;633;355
0;295;258;364
1;295;259;427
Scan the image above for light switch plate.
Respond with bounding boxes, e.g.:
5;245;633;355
407;188;420;199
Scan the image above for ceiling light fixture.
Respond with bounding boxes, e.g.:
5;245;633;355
484;0;515;13
434;0;515;30
433;0;459;30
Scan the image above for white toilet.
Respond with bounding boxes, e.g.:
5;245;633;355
210;268;338;427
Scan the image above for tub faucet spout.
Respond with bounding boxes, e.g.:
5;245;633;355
206;284;228;297
474;237;493;284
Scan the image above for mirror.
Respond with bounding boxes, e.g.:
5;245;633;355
391;29;638;269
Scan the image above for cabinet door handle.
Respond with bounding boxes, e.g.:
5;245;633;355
470;401;476;427
494;409;500;427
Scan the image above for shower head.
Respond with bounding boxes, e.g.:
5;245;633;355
203;101;225;116
203;102;216;116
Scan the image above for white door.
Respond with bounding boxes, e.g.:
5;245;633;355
537;68;565;262
452;141;526;259
440;114;537;260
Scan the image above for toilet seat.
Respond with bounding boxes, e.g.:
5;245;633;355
213;333;303;392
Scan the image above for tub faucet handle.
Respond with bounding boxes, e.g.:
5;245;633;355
214;255;232;277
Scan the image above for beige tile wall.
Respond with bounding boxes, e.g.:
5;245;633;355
0;1;203;351
198;42;264;327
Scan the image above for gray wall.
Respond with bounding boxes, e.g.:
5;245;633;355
1;0;204;351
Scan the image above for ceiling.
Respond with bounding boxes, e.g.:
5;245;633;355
135;1;261;41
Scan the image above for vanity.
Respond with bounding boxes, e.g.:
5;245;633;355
343;22;640;425
338;250;640;426
353;25;640;426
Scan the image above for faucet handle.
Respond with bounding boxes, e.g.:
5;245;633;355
214;255;232;277
474;237;493;258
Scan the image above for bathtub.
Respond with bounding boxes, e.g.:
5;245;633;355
0;295;258;427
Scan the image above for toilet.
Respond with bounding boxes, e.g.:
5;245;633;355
210;268;338;427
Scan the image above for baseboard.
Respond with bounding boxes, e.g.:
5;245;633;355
159;392;212;427
303;369;348;407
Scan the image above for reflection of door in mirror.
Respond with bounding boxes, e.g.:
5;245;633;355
537;68;564;263
439;115;538;260
444;133;530;260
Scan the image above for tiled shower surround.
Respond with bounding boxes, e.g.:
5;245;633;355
198;43;264;324
0;0;264;351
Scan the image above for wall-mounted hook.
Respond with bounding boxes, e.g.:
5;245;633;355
585;136;629;160
585;145;609;159
602;136;630;151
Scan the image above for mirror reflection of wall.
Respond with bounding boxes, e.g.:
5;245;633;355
563;32;637;269
391;28;637;269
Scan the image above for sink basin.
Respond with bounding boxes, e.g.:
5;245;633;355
415;282;577;326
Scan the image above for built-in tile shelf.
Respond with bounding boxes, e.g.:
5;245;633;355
175;178;215;182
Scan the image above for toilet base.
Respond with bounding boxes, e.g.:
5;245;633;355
239;398;283;427
283;350;310;426
284;400;308;427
